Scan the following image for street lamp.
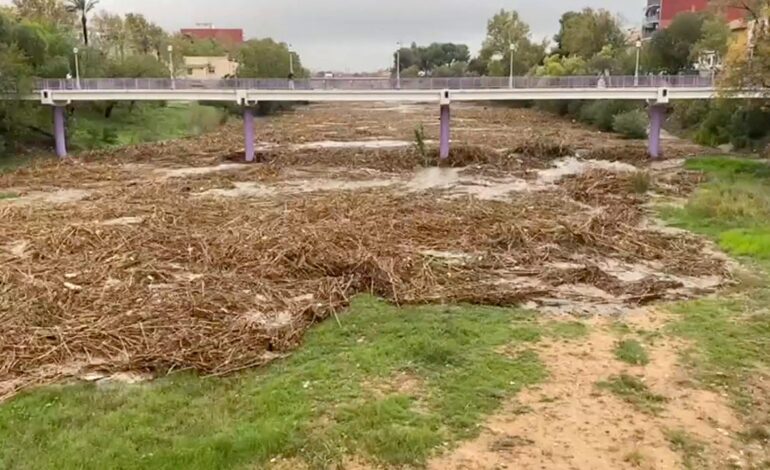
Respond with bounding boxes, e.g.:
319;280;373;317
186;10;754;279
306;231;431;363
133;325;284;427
396;41;402;89
509;43;516;88
73;47;80;89
167;44;175;89
288;44;295;90
634;40;642;86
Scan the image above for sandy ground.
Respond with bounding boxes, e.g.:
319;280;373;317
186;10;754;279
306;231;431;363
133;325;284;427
429;311;758;470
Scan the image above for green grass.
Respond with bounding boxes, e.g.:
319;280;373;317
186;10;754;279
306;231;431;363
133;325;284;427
0;296;549;469
544;321;590;340
70;102;226;150
597;374;667;414
660;155;770;416
0;191;18;200
614;339;650;366
664;429;706;469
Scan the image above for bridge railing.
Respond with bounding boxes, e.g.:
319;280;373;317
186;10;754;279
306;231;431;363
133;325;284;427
35;75;715;91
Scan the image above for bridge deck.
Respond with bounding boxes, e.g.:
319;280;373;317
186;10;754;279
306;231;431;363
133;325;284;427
31;75;746;104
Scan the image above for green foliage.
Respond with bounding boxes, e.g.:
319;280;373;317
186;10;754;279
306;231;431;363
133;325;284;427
580;100;638;131
413;123;428;164
664;429;706;469
631;172;652;194
646;12;709;73
597;374;667;414
614;339;650;365
237;38;307;79
612;109;648;139
535;54;587;76
0;296;548;468
69;103;224;150
672;100;711;129
478;9;546;77
395;42;470;75
556;8;626;59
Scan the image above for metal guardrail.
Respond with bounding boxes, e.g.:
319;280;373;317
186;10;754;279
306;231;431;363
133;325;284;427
36;75;716;91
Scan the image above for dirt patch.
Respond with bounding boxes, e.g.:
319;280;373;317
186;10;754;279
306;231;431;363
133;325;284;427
429;314;747;470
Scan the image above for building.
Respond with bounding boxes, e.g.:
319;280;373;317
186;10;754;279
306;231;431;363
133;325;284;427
183;56;239;79
643;0;747;37
180;27;244;45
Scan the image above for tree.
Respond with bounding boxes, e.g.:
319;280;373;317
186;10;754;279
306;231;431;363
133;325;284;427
478;9;546;76
124;13;166;57
237;39;307;78
12;0;72;25
720;1;770;89
92;12;128;58
65;0;98;46
646;12;709;72
556;8;626;59
394;42;470;75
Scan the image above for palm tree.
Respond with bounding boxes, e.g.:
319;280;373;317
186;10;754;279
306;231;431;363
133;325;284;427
65;0;99;46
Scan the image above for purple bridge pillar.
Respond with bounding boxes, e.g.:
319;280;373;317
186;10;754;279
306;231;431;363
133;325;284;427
648;105;665;159
53;106;67;158
244;107;255;162
439;104;450;160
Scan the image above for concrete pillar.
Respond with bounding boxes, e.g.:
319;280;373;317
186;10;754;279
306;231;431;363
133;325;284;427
53;106;67;158
648;104;665;159
439;104;450;160
244;107;255;162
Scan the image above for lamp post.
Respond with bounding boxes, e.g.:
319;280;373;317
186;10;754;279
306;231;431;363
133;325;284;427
73;47;80;89
509;43;516;88
634;40;642;86
288;44;295;90
167;44;175;89
396;41;402;89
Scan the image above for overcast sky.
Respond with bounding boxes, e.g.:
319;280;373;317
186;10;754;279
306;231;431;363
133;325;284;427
3;0;647;71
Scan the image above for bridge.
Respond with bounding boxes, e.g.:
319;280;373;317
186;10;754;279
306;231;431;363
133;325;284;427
31;75;763;161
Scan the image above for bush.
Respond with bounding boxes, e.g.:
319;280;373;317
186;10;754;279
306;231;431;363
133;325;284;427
694;104;732;147
728;106;770;150
672;100;710;129
579;100;637;131
612;109;648;139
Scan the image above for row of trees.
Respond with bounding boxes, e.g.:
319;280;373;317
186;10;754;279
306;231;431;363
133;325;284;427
0;0;308;156
393;4;769;149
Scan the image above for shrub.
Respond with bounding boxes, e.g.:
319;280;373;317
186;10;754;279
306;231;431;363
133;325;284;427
580;100;637;131
612;109;648;139
672;100;710;129
694;104;732;147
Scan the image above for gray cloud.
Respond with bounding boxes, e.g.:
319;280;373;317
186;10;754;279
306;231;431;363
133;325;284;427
2;0;646;71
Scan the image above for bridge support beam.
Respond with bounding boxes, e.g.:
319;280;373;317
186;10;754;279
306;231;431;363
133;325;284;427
648;104;665;159
244;107;255;162
53;106;67;158
439;104;450;160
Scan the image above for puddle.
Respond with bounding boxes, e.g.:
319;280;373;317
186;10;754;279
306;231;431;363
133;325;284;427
536;157;638;184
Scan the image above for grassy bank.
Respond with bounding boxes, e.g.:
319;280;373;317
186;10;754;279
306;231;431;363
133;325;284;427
662;156;770;422
0;297;595;469
70;102;226;150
